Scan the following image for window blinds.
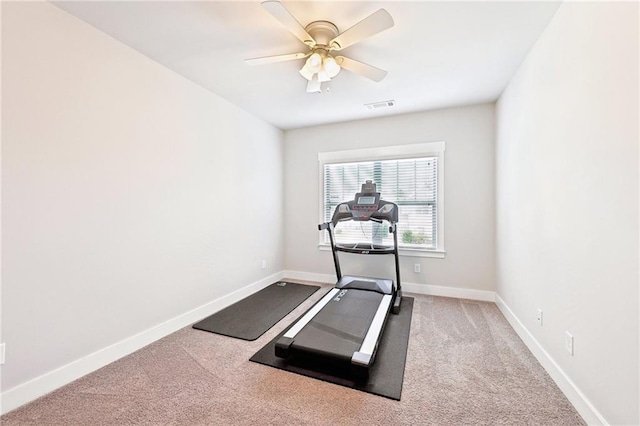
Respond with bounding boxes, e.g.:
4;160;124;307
323;157;438;249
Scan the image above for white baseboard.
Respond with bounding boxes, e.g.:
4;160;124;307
402;281;495;302
3;270;601;425
283;270;496;302
495;295;607;426
283;270;335;285
0;271;284;415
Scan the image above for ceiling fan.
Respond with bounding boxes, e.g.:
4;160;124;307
245;0;394;93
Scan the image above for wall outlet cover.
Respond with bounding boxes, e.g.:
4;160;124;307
565;331;574;356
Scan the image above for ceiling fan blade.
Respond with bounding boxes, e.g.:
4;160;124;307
335;56;388;82
329;9;394;51
245;52;309;66
261;0;316;47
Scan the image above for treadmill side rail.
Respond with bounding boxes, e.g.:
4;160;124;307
351;294;393;366
281;288;339;339
351;351;372;367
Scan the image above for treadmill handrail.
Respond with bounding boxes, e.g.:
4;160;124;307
334;243;396;255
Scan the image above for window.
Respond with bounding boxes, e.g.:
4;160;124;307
318;142;445;258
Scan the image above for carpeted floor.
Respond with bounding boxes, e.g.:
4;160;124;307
1;286;585;425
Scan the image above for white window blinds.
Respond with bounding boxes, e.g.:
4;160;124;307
323;157;438;250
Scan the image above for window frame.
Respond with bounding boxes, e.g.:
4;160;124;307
318;141;446;259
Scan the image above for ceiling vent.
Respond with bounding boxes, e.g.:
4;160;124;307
365;100;395;110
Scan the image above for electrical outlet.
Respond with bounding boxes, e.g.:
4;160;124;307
261;259;267;270
0;343;5;365
565;331;574;356
536;308;543;326
413;263;421;273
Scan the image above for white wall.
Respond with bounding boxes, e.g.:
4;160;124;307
1;0;283;399
495;2;638;425
284;104;495;293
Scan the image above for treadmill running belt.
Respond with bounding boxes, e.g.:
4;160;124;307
289;289;383;361
250;297;414;400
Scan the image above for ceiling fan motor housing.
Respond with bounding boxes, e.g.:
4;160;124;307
305;21;339;48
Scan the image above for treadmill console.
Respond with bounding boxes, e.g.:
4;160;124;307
352;194;380;219
331;180;398;224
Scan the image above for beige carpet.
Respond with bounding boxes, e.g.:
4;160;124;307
1;287;585;425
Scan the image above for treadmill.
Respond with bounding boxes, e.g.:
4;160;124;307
275;180;402;378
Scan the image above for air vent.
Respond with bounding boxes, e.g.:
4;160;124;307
365;100;395;110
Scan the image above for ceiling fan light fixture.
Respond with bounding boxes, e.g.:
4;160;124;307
299;64;315;81
317;69;331;83
323;56;341;78
306;52;323;72
306;75;322;93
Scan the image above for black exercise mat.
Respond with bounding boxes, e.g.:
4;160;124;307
193;282;321;341
250;296;414;400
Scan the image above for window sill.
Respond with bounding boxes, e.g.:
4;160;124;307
318;244;446;259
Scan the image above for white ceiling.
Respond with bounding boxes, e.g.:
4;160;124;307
53;1;560;130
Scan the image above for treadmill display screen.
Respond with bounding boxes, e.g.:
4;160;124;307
357;196;376;205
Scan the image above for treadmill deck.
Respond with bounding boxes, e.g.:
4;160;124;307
289;289;384;361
